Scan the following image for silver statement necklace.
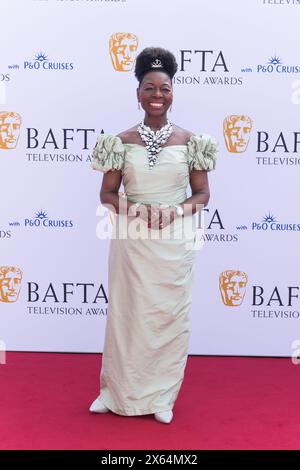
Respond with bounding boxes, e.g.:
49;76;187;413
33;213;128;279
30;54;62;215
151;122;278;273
137;120;173;170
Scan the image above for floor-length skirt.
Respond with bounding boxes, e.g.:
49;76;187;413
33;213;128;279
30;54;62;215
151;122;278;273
98;213;197;415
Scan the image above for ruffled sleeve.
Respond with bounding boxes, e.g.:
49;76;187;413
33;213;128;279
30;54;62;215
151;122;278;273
187;134;218;172
91;134;126;173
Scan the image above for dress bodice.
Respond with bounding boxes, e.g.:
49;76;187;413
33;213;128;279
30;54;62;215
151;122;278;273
91;134;218;205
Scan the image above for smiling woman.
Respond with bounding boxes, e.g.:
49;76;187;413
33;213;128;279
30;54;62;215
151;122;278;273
136;49;175;119
90;47;218;424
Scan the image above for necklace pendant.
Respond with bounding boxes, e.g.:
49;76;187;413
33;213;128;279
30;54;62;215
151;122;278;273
137;120;173;170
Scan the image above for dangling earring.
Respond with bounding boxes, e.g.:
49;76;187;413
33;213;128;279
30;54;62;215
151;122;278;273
169;105;172;112
138;102;141;110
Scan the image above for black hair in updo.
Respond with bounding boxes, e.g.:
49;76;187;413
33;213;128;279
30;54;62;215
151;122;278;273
134;47;178;84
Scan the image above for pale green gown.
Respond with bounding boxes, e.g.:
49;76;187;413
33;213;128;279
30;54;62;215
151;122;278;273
91;133;217;415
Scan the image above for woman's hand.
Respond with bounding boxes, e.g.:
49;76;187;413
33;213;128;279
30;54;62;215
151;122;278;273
147;204;176;230
128;202;177;230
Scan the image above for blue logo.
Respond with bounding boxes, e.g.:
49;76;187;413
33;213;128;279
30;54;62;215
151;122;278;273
24;51;74;71
249;213;300;231
24;210;74;228
241;55;300;74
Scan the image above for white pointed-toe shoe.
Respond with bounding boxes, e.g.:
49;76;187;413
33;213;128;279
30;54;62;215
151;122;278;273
154;410;173;424
89;397;109;413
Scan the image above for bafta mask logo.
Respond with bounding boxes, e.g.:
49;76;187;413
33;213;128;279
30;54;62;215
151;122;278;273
0;112;21;149
0;266;23;303
109;33;138;72
223;115;252;153
219;270;248;307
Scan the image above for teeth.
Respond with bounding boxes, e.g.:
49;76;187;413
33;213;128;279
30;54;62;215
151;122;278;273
150;103;163;107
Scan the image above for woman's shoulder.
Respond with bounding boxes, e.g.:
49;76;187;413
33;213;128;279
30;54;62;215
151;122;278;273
170;125;194;145
185;130;218;172
91;132;127;173
116;126;140;144
172;125;217;146
117;124;194;145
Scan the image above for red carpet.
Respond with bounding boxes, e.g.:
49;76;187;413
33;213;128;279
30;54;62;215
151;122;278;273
0;353;299;450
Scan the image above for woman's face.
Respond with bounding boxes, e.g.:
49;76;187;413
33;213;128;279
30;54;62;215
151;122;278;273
137;71;173;116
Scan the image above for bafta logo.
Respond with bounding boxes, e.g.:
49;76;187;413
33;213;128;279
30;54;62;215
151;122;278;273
109;33;138;72
219;270;248;307
0;266;23;303
223;115;252;153
0;112;21;149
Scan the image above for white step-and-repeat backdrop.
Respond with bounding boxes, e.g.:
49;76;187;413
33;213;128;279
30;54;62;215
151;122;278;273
1;0;300;356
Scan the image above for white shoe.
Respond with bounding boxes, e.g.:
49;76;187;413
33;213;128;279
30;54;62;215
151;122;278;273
89;397;109;413
154;410;173;424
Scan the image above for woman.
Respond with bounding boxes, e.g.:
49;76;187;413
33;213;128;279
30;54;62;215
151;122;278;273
89;47;217;424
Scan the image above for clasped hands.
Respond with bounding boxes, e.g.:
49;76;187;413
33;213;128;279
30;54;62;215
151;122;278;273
128;203;176;230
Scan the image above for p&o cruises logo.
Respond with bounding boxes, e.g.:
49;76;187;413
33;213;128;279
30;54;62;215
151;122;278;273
23;210;74;229
241;55;300;74
23;51;74;71
235;212;300;232
251;213;300;232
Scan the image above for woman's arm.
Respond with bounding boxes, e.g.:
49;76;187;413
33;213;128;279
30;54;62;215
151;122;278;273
157;170;210;230
100;170;134;214
100;168;210;228
100;170;151;221
181;169;210;216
